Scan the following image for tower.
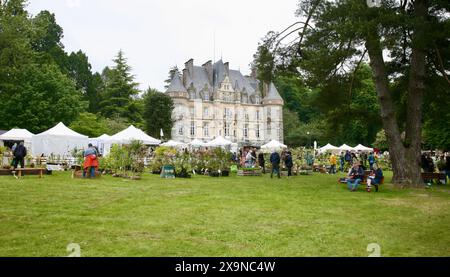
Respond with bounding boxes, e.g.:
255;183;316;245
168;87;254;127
262;82;284;143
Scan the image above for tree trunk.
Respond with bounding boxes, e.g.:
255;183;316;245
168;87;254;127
364;23;424;188
403;0;428;188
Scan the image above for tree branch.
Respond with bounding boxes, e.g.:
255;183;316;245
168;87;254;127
434;46;450;87
348;50;367;99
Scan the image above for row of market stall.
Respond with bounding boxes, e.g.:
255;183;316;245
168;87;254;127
318;143;374;154
0;122;290;157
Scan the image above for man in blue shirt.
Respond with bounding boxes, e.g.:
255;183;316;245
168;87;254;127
270;150;281;179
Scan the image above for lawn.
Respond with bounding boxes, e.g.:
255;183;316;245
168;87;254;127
0;171;449;257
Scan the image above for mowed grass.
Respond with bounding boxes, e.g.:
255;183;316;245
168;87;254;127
0;171;449;257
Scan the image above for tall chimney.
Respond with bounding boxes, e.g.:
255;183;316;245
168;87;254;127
251;67;257;79
182;68;188;86
202;60;213;85
184;58;194;78
224;62;229;76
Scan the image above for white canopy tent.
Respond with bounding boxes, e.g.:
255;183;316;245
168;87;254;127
261;139;288;153
161;140;187;148
319;143;339;154
189;139;206;148
109;125;161;145
339;144;354;152
0;129;34;150
205;136;233;148
32;122;89;156
353;144;374;152
89;134;113;156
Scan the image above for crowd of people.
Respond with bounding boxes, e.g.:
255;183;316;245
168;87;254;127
235;148;294;179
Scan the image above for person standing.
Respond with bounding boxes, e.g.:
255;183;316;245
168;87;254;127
344;150;352;169
251;148;257;166
13;142;27;169
340;153;345;172
285;151;293;178
329;153;337;174
445;155;450;184
368;152;376;170
270;150;281;179
83;143;99;178
258;151;266;174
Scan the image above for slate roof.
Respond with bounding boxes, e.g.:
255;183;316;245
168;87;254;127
263;82;283;101
166;73;187;93
165;58;279;104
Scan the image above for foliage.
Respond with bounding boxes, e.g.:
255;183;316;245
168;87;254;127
98;50;141;122
70;112;109;137
149;146;177;172
173;150;192;177
143;88;174;140
126;140;147;176
373;129;389;151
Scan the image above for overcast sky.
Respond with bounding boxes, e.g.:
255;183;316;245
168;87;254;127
27;0;299;91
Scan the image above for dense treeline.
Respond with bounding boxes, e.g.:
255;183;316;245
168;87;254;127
0;0;174;138
253;0;449;152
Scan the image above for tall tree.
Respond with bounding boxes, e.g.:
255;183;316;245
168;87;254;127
143;88;174;140
0;0;85;133
99;50;140;121
254;0;449;188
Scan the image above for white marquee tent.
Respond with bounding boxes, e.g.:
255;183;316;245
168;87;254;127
319;143;339;154
109;125;161;145
338;144;354;152
189;139;206;148
261;140;288;152
32;122;89;156
353;144;374;152
161;140;187;148
89;134;113;156
205;136;233;148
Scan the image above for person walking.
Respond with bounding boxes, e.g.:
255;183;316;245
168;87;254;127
270;150;281;179
258;151;266;174
285;151;293;178
13;142;27;169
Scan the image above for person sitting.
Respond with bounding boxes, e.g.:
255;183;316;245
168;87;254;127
83;143;99;178
366;164;383;192
346;162;364;192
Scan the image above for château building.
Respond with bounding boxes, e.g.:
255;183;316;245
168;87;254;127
165;58;284;146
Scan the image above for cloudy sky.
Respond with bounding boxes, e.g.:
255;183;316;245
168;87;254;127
27;0;299;91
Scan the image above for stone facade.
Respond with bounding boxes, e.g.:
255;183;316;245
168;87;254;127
165;59;284;146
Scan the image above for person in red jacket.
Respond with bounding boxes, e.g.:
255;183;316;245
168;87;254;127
83;144;98;178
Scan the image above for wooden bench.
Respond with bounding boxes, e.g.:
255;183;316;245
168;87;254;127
0;168;46;178
237;169;262;176
421;172;446;183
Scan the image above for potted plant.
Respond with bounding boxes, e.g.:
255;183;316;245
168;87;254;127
173;151;192;178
